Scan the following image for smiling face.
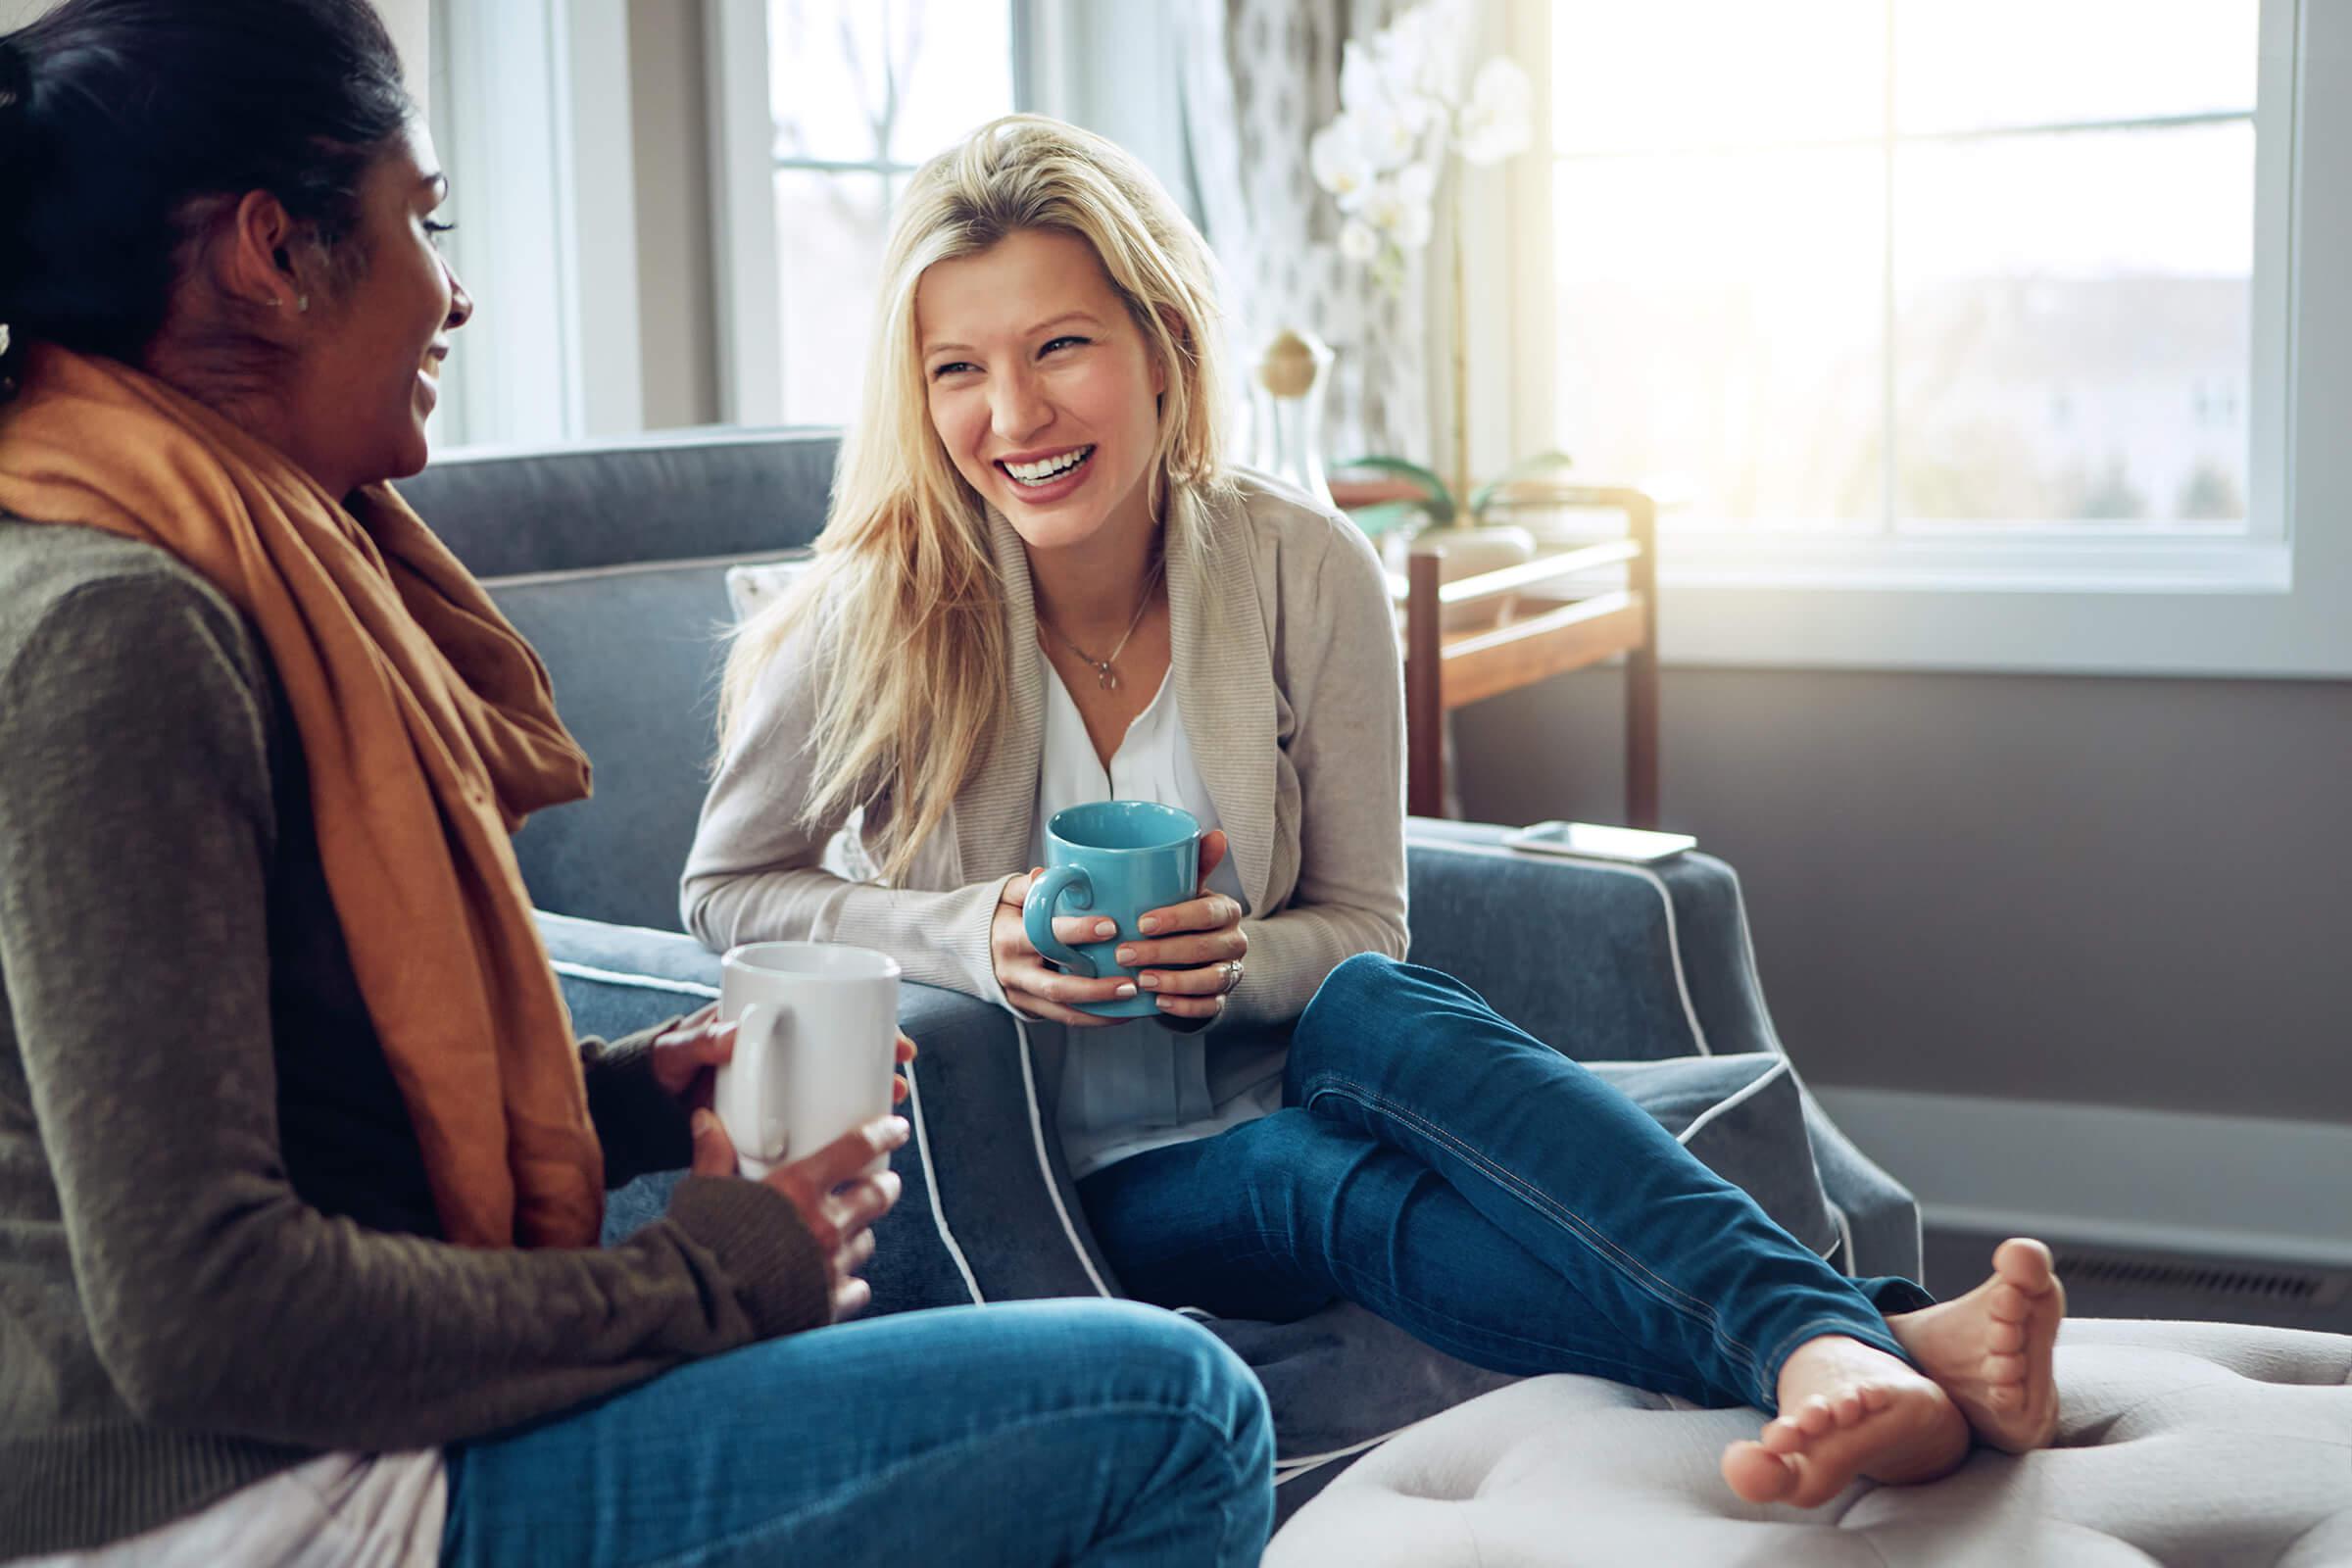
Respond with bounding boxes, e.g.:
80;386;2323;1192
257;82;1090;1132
915;226;1167;558
287;120;471;492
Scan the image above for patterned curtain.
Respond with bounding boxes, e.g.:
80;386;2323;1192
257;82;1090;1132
1177;0;1428;467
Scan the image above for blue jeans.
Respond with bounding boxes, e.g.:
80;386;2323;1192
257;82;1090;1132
1080;955;1933;1410
440;1299;1272;1567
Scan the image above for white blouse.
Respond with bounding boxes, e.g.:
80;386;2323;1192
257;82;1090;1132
1029;647;1288;1181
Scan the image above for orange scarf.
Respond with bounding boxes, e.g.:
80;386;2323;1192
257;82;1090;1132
0;345;604;1248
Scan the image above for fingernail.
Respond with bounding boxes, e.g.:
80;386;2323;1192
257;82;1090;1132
1138;916;1161;933
1115;946;1137;964
1094;919;1116;939
1115;982;1138;999
879;1170;903;1199
1137;973;1160;990
691;1110;715;1135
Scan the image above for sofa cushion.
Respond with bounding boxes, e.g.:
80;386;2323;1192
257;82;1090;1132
1264;1319;2352;1564
488;563;781;931
1587;1054;1838;1258
724;559;813;621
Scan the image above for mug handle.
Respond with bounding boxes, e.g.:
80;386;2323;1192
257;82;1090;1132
722;1002;792;1166
1023;864;1099;977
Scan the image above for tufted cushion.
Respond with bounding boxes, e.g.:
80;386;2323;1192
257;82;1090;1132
1264;1318;2352;1565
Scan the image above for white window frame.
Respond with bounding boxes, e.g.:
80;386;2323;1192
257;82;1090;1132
705;0;1071;430
427;0;643;448
1494;0;2352;678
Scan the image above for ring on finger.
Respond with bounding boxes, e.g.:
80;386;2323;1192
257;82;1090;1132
1219;958;1244;995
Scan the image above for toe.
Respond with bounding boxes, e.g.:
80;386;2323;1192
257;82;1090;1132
1989;1319;2026;1353
1762;1416;1807;1455
1988;1282;2029;1321
1861;1384;1894;1413
1797;1397;1836;1436
1984;1351;2026;1384
1993;1237;2056;1293
1723;1441;1799;1503
1833;1391;1865;1427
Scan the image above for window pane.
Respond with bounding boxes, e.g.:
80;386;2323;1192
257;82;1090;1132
1893;123;2253;527
776;171;892;425
1553;151;1886;529
769;0;1012;167
884;1;1014;166
769;1;892;164
1554;1;1885;156
1895;0;2258;135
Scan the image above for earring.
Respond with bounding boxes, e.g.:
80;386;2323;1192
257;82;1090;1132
297;295;310;315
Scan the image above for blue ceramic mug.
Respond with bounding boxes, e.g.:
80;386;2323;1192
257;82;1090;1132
1023;800;1201;1019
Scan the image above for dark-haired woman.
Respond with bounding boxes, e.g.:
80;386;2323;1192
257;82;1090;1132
0;4;1270;1565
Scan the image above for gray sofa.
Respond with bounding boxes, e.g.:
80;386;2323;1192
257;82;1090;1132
403;431;2352;1562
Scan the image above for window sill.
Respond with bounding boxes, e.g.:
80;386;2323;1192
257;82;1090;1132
1646;536;2347;679
1658;535;2292;596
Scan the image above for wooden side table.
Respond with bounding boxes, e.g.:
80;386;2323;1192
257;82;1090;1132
1396;485;1660;826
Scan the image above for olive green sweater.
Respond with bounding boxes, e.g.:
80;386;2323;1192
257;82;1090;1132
0;521;832;1558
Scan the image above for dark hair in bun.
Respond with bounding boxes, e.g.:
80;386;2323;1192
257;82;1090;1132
0;0;411;398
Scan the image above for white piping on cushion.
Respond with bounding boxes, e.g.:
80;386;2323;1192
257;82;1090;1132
1403;835;1710;1056
1672;1056;1789;1148
1270;1417;1437;1486
1618;861;1711;1056
1828;1200;1858;1271
1013;1013;1115;1298
548;959;720;1000
478;547;811;591
901;1057;986;1305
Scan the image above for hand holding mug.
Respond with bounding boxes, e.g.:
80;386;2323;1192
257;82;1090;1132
993;873;1140;1026
689;1108;908;1322
1114;829;1245;1022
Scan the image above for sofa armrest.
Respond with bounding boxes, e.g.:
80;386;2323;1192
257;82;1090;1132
1401;821;1922;1280
1403;822;1774;1061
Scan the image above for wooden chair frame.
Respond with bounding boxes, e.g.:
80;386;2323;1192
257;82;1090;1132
1398;486;1659;826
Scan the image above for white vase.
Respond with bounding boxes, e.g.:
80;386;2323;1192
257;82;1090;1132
1248;327;1336;507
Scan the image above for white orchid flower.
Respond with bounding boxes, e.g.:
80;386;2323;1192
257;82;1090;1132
1456;58;1535;166
1339;218;1381;265
1395;0;1473;105
1310;119;1374;207
1342;39;1439;161
1339;38;1387;118
1358;170;1436;250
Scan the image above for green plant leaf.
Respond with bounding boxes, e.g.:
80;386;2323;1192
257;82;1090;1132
1331;456;1456;522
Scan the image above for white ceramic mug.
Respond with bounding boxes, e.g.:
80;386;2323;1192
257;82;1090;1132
713;942;902;1178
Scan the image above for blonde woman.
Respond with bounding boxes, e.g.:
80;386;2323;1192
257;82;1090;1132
686;114;2067;1509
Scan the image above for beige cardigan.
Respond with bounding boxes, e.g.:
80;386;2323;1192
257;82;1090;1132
680;471;1409;1030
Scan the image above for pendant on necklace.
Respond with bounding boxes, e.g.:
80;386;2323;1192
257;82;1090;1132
1095;662;1119;691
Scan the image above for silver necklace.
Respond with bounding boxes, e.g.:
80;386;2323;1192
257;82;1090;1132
1040;562;1163;691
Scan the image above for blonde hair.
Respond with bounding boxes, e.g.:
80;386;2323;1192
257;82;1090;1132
718;115;1233;883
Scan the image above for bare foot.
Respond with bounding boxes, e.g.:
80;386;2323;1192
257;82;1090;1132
1887;1236;2066;1452
1719;1334;1969;1508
